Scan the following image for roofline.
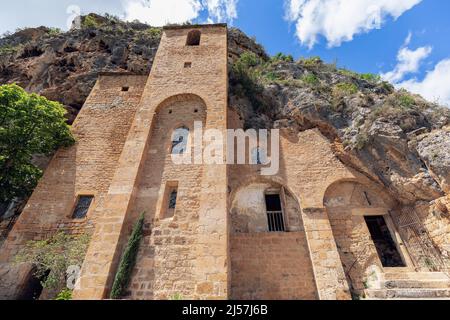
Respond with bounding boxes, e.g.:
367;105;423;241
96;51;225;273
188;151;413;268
97;71;146;76
163;23;227;30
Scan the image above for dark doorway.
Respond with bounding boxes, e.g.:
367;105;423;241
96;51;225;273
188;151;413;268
364;216;405;268
18;268;49;300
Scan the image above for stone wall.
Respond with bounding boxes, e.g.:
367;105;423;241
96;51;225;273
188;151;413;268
73;24;229;299
230;233;317;300
0;74;147;299
126;97;206;299
324;181;392;292
227;114;355;299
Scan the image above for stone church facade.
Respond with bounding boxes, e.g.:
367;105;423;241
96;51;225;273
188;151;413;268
1;24;449;300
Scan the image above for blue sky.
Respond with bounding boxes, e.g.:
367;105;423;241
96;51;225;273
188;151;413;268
0;0;449;106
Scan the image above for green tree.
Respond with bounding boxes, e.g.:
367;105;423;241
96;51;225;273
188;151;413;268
0;84;74;202
110;213;145;299
15;232;90;294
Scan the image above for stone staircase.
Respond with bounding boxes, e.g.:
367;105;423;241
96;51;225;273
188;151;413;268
364;271;450;300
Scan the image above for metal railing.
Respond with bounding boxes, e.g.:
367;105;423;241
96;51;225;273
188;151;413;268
267;211;285;232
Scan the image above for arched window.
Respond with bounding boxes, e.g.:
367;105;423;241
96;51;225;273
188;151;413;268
251;147;267;165
186;30;201;46
171;126;189;154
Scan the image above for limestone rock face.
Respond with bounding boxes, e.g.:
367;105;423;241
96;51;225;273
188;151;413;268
0;15;160;123
416;127;450;193
0;15;263;124
1;14;449;208
227;53;450;206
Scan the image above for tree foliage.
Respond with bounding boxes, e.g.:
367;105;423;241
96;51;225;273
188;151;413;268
14;232;90;293
110;213;145;299
55;288;73;300
0;84;74;202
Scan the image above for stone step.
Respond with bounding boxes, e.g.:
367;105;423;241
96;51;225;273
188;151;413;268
382;272;450;281
382;279;450;289
365;288;450;299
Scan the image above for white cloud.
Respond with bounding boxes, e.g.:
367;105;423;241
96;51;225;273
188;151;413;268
284;0;422;48
381;34;450;107
123;0;202;26
203;0;238;23
122;0;238;26
398;59;450;107
381;34;432;83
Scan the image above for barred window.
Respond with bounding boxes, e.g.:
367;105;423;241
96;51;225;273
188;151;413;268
265;194;285;232
72;195;94;219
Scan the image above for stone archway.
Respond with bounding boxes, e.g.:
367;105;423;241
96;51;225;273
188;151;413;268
323;180;407;293
229;179;318;300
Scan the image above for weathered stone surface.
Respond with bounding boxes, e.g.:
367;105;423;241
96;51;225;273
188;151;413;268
1;16;450;301
416;127;450;193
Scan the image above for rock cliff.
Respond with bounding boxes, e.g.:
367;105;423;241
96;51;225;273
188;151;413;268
1;13;449;213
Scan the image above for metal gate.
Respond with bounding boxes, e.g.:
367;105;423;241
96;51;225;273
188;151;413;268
390;207;450;273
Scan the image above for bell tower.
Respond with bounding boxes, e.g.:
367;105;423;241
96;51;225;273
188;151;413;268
73;24;229;299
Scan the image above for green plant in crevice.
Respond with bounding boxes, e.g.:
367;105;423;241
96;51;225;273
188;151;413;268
271;52;294;63
55;288;73;300
0;44;22;56
300;56;322;68
301;74;320;86
231;52;265;108
170;293;184;300
334;82;358;96
359;73;381;83
397;93;415;109
110;212;145;299
144;27;162;38
47;28;62;36
355;132;369;151
82;14;100;29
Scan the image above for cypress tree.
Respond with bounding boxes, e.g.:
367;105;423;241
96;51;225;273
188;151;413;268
110;213;145;299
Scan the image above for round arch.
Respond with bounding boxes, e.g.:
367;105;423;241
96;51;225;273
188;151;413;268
228;175;300;210
153;93;207;115
323;178;394;209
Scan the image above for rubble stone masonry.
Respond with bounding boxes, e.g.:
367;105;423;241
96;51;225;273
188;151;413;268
2;24;448;300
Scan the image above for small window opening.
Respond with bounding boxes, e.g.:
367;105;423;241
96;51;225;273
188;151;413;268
168;109;173;114
72;195;94;219
121;86;129;92
171;127;189;155
163;183;179;219
364;216;405;268
186;30;201;46
265;194;285;232
194;109;198;113
169;190;178;209
184;62;192;68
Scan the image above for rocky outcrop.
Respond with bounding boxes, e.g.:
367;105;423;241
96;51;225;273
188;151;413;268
415;127;450;194
0;14;162;123
0;14;264;124
1;13;449;210
228;54;450;207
